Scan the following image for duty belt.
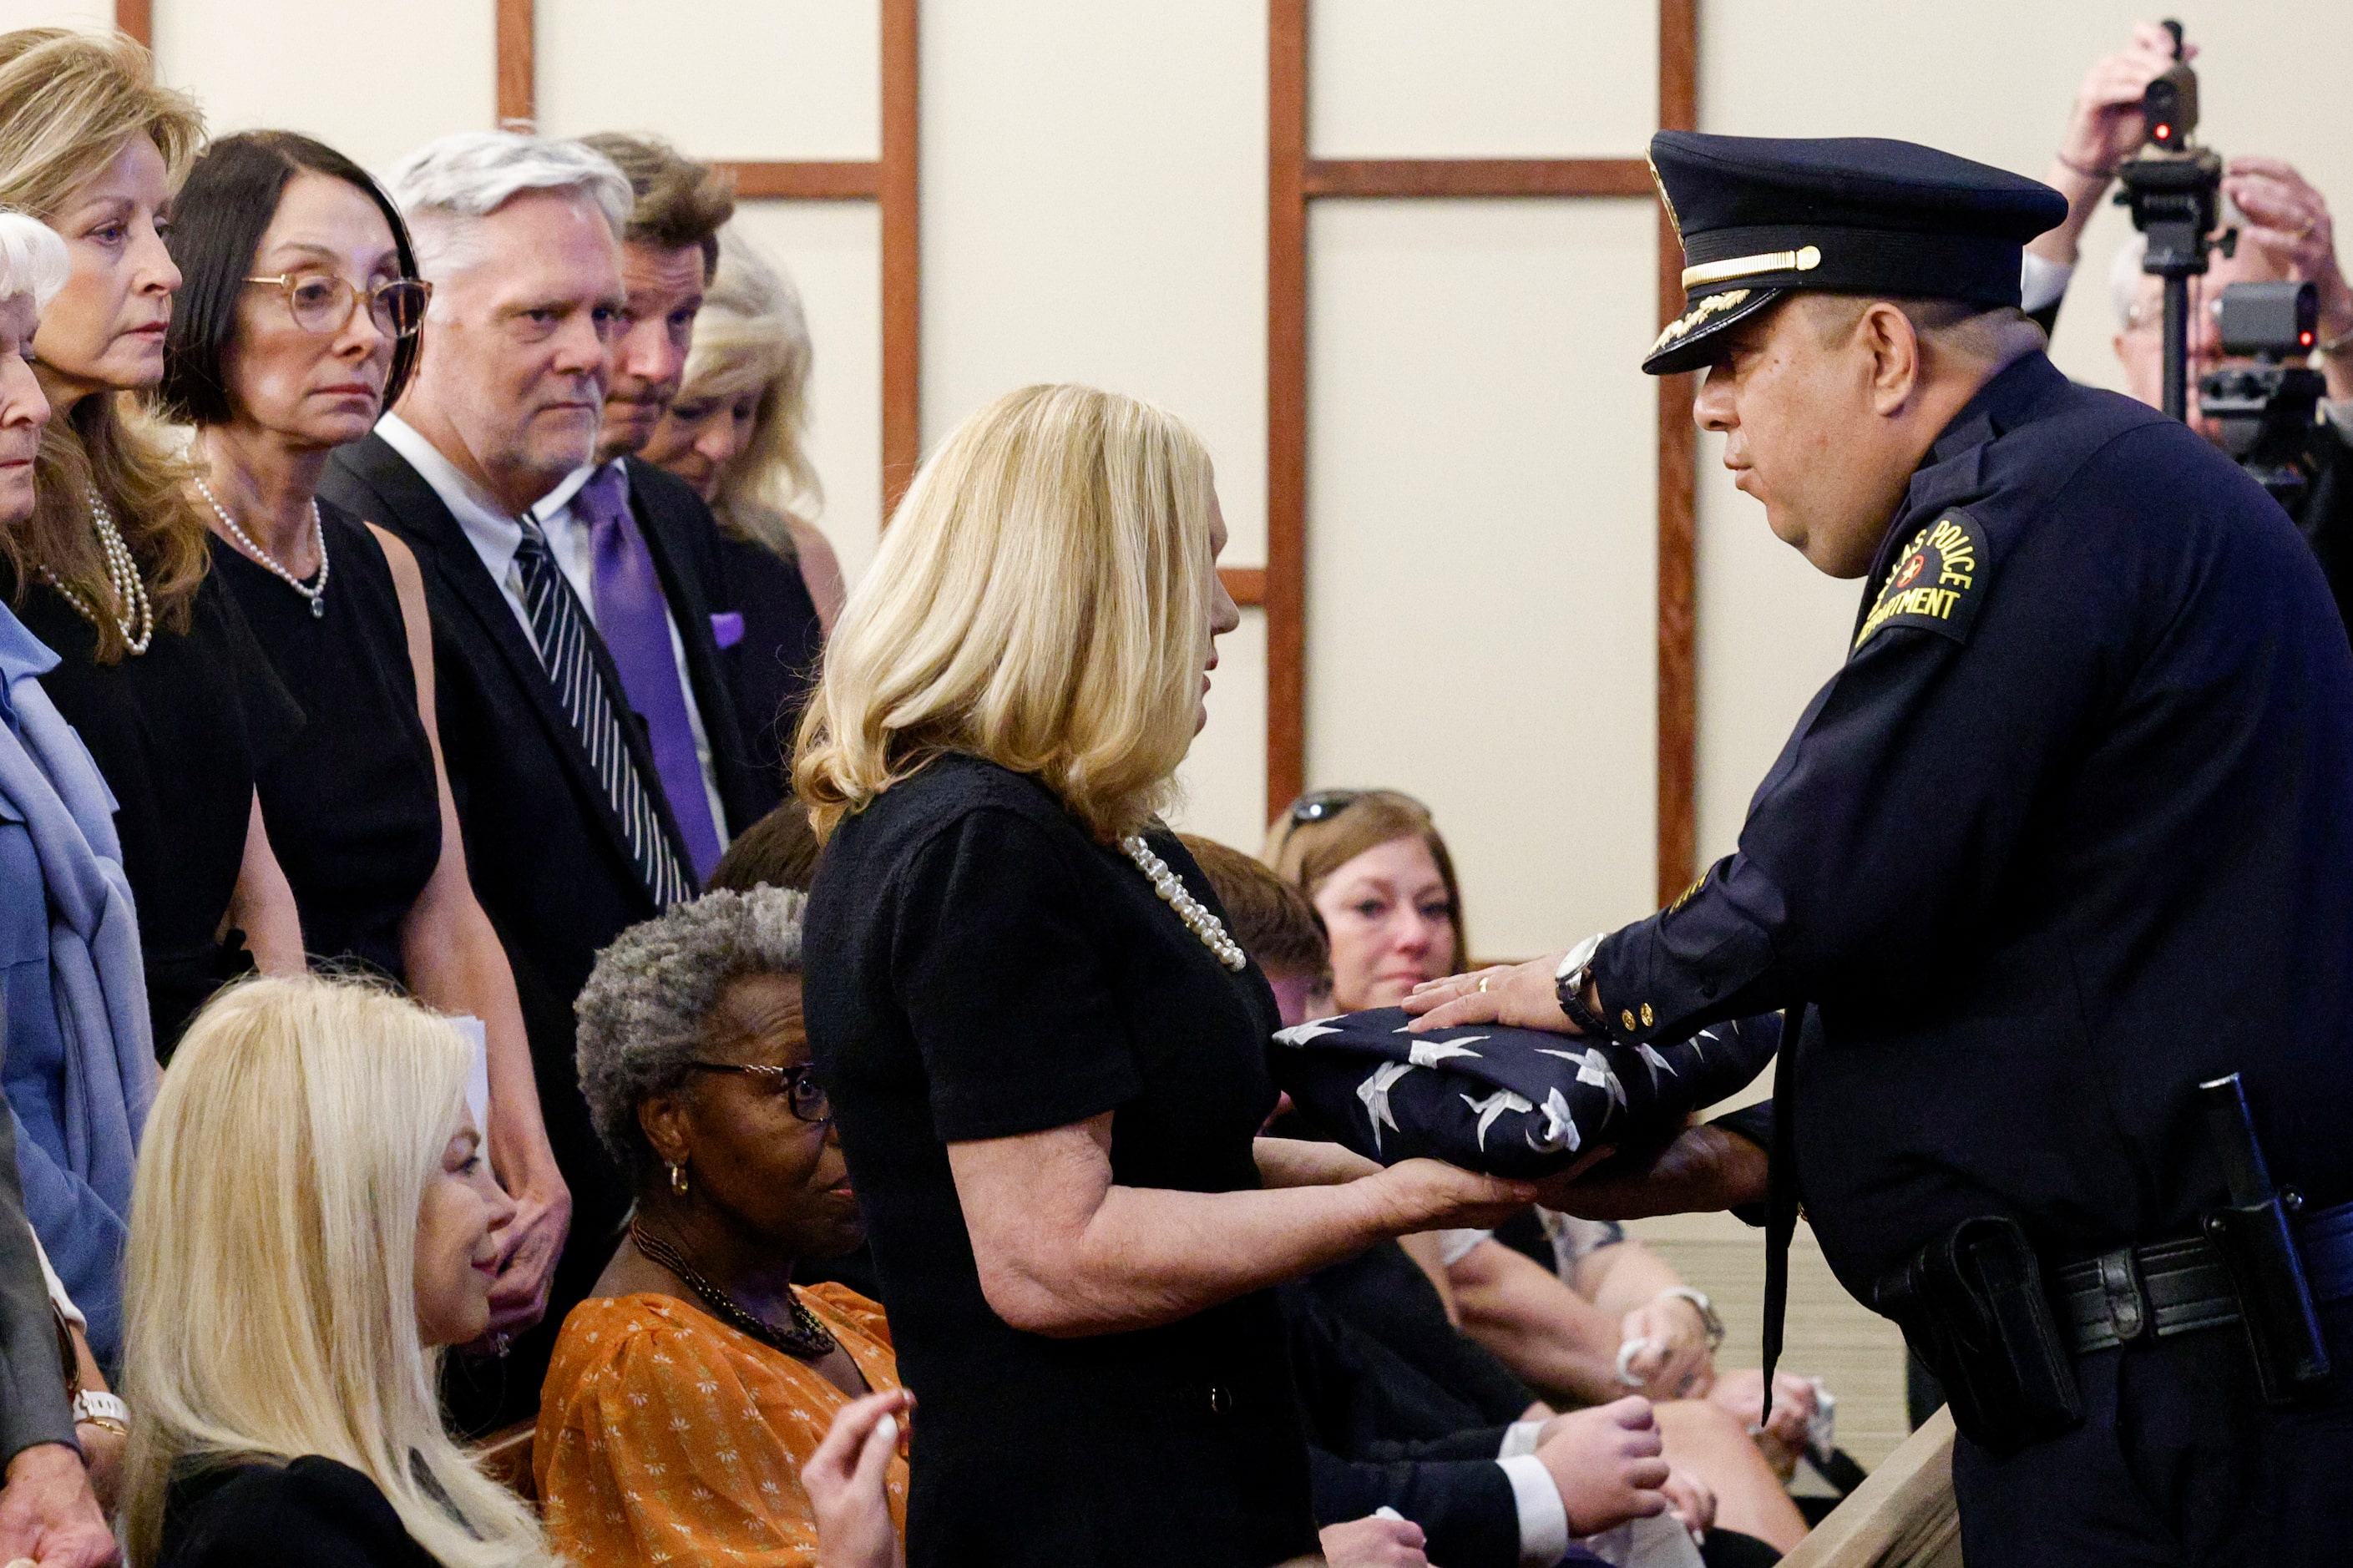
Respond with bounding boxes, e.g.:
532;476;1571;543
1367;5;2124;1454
2056;1199;2353;1356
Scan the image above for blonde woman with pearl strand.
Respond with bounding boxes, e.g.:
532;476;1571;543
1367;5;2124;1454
0;29;306;1071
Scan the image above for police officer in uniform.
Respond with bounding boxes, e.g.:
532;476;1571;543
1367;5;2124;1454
1410;131;2353;1565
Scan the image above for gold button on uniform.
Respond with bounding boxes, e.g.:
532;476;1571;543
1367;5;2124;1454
1641;1003;1655;1027
1622;1009;1637;1032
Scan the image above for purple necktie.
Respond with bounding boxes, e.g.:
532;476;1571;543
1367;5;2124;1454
576;463;723;881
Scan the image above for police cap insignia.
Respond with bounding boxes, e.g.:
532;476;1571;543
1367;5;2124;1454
1641;132;2066;376
1855;511;1986;651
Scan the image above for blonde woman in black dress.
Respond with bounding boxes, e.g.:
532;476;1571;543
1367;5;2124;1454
798;383;1536;1568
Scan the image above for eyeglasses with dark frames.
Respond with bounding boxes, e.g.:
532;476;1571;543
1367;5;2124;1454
685;1060;832;1124
1287;788;1432;827
244;272;433;339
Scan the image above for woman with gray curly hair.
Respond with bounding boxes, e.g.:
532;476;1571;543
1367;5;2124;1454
535;887;911;1566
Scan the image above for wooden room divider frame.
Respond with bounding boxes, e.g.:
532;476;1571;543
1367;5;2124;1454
1267;1;1699;903
116;0;1697;894
118;0;926;518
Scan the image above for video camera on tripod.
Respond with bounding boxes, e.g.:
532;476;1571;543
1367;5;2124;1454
2115;21;2331;511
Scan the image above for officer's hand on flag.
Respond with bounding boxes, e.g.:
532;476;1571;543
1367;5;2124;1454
1402;954;1578;1034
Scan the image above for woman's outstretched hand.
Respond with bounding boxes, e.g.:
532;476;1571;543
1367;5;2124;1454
1364;1157;1539;1234
804;1388;913;1568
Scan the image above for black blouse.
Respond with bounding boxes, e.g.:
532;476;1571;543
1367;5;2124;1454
158;1455;440;1568
219;502;441;984
803;752;1318;1568
715;531;824;779
13;561;304;1054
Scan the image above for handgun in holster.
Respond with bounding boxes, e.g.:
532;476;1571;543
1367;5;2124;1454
2199;1072;2332;1404
1874;1214;2082;1457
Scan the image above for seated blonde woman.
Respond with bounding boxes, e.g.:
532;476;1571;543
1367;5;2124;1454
537;887;907;1565
117;975;554;1568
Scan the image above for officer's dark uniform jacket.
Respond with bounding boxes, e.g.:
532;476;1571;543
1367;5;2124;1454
1591;349;2353;1301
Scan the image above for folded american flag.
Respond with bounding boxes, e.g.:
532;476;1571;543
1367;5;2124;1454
1268;1008;1779;1178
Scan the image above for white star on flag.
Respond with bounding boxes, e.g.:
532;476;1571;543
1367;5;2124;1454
1637;1042;1676;1089
1356;1061;1417;1153
1273;1019;1343;1049
1408;1035;1488;1068
1459;1088;1533;1152
1531;1086;1581;1154
1539;1046;1627;1114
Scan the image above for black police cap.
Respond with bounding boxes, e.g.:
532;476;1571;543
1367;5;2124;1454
1642;131;2067;375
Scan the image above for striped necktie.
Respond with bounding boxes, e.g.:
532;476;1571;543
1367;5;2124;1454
510;514;694;908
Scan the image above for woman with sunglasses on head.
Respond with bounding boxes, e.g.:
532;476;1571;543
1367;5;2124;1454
1264;790;1466;1016
158;130;571;1345
539;887;911;1565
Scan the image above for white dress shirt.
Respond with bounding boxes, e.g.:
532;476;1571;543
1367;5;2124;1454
376;415;730;853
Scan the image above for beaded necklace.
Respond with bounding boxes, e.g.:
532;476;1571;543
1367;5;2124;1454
38;488;154;655
1120;833;1248;970
195;474;330;618
629;1219;839;1360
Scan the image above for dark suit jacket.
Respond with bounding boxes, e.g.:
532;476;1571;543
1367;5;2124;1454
0;1104;73;1464
319;435;721;1332
620;457;782;827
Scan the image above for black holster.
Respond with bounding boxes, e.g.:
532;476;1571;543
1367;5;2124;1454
1875;1215;2083;1457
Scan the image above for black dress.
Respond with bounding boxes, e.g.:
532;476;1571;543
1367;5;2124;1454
157;1455;439;1567
715;530;824;776
12;563;304;1054
217;503;442;984
803;752;1318;1568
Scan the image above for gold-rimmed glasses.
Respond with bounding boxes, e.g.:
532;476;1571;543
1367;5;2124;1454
244;272;433;339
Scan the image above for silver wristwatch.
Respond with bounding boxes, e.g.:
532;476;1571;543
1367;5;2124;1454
1553;932;1612;1037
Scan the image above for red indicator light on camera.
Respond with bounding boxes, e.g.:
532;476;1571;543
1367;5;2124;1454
2303;331;2316;346
2155;124;2172;140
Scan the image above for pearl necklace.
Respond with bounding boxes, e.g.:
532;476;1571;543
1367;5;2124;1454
1120;833;1248;971
38;487;154;655
195;475;329;618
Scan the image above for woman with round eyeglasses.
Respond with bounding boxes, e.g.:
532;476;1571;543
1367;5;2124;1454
158;129;573;1348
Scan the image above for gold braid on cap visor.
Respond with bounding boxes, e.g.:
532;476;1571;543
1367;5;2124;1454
1648;288;1752;357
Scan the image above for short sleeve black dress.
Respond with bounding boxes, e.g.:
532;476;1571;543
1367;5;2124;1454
12;559;305;1054
215;502;441;984
802;753;1318;1568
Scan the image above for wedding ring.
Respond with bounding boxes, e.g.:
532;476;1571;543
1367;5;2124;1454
1477;974;1490;994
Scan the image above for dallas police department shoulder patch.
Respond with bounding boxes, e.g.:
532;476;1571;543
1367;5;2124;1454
1853;509;1987;652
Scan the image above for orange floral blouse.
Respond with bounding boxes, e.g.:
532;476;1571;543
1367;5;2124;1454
534;1285;908;1566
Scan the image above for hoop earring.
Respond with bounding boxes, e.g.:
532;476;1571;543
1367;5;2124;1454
668;1161;689;1198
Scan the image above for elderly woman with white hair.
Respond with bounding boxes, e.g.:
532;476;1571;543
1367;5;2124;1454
535;886;908;1566
638;227;836;771
0;205;128;1568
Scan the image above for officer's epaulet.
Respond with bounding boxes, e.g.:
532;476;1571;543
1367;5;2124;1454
1854;509;1987;651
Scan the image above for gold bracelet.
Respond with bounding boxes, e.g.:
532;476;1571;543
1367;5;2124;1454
74;1417;128;1439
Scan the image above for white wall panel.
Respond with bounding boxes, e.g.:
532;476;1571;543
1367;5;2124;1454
150;0;493;172
726;201;883;591
535;0;878;159
1307;197;1657;959
1170;608;1268;854
919;0;1268;564
1310;0;1655;159
3;2;112;31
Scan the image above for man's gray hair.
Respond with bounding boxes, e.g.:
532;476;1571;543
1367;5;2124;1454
0;211;67;311
380;130;632;296
575;887;807;1184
